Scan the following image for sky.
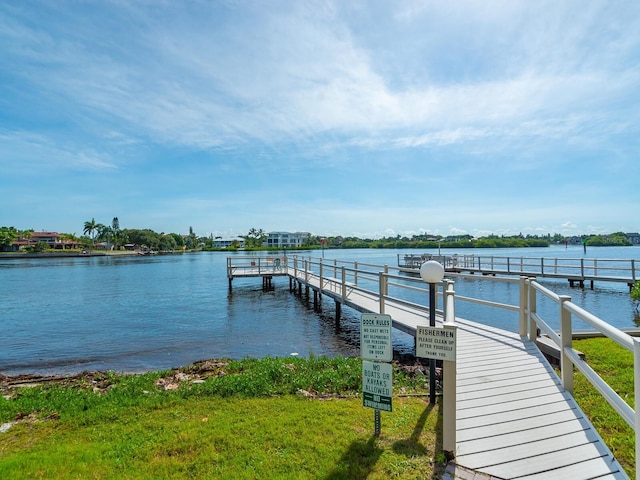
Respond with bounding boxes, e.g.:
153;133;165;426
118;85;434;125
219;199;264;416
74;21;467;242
1;1;639;240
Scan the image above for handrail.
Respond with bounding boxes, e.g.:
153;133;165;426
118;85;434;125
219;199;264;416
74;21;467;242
399;254;640;286
526;277;639;479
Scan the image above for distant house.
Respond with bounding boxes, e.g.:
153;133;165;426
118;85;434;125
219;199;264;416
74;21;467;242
626;233;640;245
213;237;246;248
94;242;114;251
11;231;82;251
264;231;311;248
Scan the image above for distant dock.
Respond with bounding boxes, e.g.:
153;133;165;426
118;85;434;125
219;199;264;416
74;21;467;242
398;253;639;290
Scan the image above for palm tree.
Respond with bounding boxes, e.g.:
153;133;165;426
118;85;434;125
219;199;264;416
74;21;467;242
83;218;97;249
95;223;108;242
112;217;120;250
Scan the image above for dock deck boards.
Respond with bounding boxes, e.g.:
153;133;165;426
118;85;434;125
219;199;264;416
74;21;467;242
231;265;629;479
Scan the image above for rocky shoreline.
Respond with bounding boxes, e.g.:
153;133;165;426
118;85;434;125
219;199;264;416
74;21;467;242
1;357;432;397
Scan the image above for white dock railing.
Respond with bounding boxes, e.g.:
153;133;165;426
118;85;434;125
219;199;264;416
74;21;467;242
523;277;639;480
398;254;639;287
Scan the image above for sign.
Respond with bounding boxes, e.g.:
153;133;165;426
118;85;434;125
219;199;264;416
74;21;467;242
360;313;392;362
415;325;457;361
362;360;393;412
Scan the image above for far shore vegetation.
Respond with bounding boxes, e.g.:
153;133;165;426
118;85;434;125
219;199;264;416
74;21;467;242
0;221;636;254
0;339;635;479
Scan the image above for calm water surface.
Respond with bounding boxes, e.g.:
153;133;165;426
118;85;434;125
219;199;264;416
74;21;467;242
2;246;639;375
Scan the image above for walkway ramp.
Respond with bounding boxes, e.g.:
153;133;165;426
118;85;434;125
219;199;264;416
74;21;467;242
229;259;629;478
454;319;627;479
289;269;628;479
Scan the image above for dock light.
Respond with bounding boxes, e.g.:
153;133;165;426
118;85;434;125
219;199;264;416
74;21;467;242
420;260;445;404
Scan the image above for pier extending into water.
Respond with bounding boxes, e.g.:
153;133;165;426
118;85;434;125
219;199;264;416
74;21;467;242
228;255;637;479
398;253;639;290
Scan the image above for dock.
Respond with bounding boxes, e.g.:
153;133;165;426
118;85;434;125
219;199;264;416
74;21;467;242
398;253;639;290
227;255;635;479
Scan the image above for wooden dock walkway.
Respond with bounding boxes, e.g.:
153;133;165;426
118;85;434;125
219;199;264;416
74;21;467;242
227;256;632;479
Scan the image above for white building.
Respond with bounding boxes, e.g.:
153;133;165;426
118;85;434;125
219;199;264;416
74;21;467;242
264;231;311;248
213;237;246;248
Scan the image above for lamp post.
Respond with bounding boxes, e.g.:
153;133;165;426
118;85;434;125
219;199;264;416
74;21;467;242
420;260;445;404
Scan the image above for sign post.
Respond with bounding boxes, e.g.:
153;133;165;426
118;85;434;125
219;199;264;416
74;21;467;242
416;322;458;455
360;313;393;436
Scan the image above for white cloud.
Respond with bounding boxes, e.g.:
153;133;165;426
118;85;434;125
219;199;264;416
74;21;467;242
1;1;639;236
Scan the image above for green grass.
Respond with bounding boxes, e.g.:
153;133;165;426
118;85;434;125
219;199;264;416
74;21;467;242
572;338;635;478
1;357;445;479
1;341;636;479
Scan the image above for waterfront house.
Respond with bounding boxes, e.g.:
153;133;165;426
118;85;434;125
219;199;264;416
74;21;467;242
626;232;640;245
213;237;246;248
264;231;311;248
11;231;82;251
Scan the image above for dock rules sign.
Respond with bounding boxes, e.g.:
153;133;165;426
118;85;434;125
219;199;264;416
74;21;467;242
360;313;392;362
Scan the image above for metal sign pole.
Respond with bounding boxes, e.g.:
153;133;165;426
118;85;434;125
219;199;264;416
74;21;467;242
374;409;381;436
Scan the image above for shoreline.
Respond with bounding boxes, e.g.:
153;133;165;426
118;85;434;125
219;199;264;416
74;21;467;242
0;250;185;259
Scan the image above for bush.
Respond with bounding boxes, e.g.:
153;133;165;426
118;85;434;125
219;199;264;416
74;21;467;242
631;281;640;311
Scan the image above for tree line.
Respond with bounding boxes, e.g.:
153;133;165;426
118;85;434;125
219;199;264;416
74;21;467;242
0;224;635;253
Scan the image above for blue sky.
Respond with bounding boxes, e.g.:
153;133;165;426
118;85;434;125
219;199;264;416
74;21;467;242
1;1;639;239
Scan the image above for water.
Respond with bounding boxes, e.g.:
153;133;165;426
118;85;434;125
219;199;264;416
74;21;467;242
1;246;638;375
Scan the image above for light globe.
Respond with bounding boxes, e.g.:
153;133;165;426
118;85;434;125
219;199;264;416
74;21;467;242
420;260;445;284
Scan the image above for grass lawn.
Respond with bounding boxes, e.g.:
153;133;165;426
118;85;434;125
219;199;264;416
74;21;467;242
0;338;636;479
1;357;446;479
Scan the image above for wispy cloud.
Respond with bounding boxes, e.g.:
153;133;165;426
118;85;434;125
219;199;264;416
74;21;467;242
1;1;639;236
0;129;118;172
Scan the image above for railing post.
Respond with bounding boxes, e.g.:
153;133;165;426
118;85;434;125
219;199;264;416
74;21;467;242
443;280;455;323
379;272;387;314
354;262;358;286
443;279;456;456
634;337;640;480
528;278;537;343
341;266;346;298
540;257;544;276
304;260;309;282
319;262;324;289
519;276;528;337
632;259;636;283
559;295;573;393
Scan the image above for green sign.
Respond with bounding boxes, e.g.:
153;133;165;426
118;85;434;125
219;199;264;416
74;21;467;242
362;360;393;412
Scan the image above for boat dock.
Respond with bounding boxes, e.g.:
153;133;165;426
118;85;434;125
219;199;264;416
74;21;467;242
398;253;639;290
227;255;636;479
